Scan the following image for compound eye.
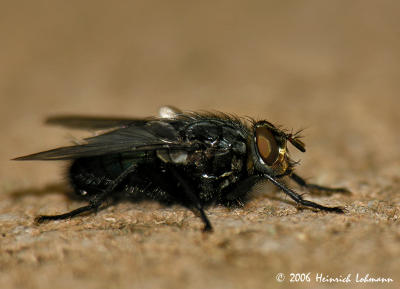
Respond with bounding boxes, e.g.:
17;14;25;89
255;126;279;165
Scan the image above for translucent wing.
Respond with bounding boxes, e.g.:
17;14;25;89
45;115;148;130
45;106;183;130
14;120;194;160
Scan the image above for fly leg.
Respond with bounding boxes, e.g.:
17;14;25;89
170;168;213;232
225;175;262;206
35;164;138;223
264;173;345;213
291;173;350;195
35;204;98;223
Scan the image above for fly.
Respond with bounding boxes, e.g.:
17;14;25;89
14;106;350;231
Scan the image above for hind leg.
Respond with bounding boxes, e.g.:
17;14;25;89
35;190;107;223
36;163;138;223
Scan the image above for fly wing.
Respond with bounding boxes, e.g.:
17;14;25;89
45;106;183;130
45;115;148;130
14;120;194;160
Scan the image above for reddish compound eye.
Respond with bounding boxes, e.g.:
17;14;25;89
255;126;279;165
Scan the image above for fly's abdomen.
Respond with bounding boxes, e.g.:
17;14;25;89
69;152;152;197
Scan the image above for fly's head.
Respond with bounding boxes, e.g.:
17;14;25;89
248;120;306;177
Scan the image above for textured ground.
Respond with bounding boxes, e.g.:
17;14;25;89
1;1;400;289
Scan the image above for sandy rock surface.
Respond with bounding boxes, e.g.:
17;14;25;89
1;1;399;288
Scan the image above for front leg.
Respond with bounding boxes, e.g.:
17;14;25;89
225;175;262;205
290;173;351;195
264;173;345;213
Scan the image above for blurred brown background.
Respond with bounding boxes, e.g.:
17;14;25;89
1;1;399;289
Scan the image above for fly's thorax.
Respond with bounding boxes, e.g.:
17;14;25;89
247;121;290;176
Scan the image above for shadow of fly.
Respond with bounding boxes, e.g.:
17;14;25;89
14;106;350;231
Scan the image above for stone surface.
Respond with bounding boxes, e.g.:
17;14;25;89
1;1;399;288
